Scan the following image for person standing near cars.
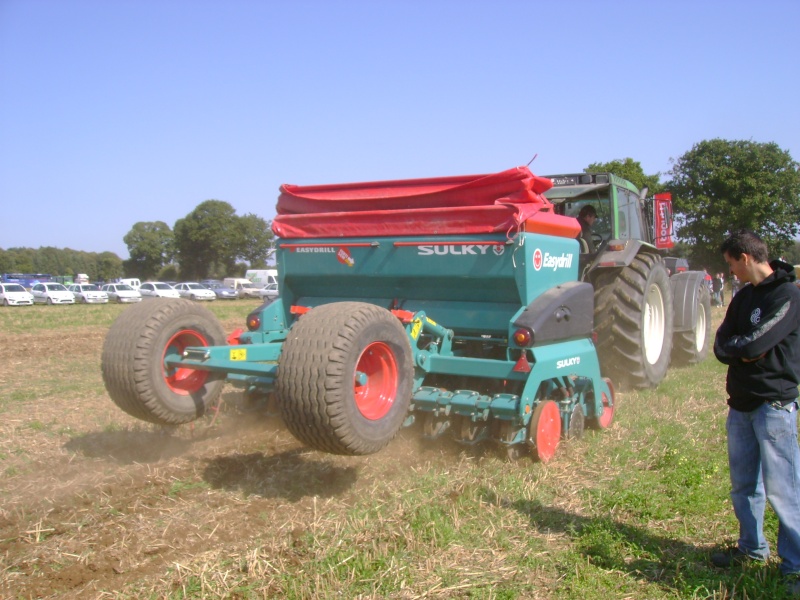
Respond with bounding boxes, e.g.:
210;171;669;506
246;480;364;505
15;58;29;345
711;229;800;597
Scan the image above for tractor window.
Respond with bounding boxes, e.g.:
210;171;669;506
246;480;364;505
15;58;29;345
555;197;612;242
616;188;643;241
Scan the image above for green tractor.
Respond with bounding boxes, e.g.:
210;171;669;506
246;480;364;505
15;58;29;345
544;173;711;389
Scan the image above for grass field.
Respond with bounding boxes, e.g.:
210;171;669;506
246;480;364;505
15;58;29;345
0;300;793;599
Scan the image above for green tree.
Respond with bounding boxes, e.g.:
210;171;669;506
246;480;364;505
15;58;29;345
585;157;663;194
95;252;124;281
668;139;800;268
237;213;274;268
783;241;800;265
123;221;174;280
173;200;239;280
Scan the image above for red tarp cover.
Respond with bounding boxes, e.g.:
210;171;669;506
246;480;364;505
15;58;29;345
272;166;578;239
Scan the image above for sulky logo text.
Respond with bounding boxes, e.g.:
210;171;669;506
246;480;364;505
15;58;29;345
556;356;581;369
417;244;501;256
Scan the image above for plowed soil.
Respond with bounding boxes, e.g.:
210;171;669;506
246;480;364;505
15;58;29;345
0;315;452;599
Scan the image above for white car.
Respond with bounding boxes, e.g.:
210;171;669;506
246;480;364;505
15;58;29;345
102;283;142;303
139;282;181;299
257;283;280;300
67;283;109;304
0;283;34;306
174;282;216;301
30;282;75;305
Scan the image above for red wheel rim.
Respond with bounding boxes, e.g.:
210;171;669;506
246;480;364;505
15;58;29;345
353;341;398;420
162;329;211;395
596;378;615;429
531;400;561;463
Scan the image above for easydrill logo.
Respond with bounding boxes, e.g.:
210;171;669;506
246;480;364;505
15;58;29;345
532;248;574;272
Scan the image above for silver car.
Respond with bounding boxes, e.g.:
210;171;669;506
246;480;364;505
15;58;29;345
68;283;109;304
31;282;75;305
102;283;143;303
258;283;280;300
0;283;34;306
139;282;181;299
202;282;238;300
174;282;216;301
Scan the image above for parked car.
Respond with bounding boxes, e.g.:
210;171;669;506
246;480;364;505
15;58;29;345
67;283;109;304
0;283;34;306
257;283;280;300
223;277;262;299
101;283;142;303
202;281;239;300
30;282;75;305
174;282;216;301
139;282;181;299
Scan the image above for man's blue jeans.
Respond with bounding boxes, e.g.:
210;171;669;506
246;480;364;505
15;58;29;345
727;401;800;574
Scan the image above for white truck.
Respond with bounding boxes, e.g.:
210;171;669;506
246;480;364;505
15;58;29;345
244;269;278;286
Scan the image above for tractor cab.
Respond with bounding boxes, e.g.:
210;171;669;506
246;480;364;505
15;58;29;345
544;173;650;254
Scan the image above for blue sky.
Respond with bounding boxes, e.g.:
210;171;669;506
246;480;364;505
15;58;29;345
1;0;798;259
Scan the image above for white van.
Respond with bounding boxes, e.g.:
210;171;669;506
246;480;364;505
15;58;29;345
245;269;278;286
223;277;261;299
119;278;141;290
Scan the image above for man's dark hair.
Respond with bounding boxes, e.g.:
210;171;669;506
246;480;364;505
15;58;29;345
720;229;769;263
578;204;597;219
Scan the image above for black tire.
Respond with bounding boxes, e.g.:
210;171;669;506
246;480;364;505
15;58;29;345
46;297;53;305
275;302;414;455
672;282;712;366
101;299;226;425
593;253;674;389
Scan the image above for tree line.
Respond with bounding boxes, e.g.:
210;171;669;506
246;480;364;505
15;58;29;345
2;138;798;281
0;247;123;282
122;200;274;281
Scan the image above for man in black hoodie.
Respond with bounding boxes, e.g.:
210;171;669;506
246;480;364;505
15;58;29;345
712;229;800;594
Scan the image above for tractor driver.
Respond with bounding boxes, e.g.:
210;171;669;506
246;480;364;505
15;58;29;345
576;204;598;252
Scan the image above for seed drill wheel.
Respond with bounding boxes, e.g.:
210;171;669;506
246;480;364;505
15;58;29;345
589;378;616;430
672;282;712;366
275;302;414;456
101;299;226;425
566;404;585;440
527;400;562;463
593;253;673;389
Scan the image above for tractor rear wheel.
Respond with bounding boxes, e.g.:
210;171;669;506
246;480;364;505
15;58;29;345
671;282;711;366
593;253;673;389
275;302;414;455
101;299;226;425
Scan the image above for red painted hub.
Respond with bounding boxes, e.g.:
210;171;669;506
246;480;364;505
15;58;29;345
531;400;562;463
353;341;398;420
162;329;211;395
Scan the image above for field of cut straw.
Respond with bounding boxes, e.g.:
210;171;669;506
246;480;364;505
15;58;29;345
0;301;793;599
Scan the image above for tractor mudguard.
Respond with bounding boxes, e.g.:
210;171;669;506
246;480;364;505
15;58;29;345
513;281;594;344
590;239;645;270
670;271;706;333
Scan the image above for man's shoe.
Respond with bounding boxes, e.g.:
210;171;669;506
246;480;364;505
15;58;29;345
710;546;761;568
